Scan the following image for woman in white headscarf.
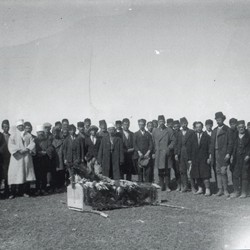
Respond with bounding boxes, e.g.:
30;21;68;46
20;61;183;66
8;119;36;199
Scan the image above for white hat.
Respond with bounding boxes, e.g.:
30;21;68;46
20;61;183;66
36;125;44;132
16;119;24;127
107;123;115;129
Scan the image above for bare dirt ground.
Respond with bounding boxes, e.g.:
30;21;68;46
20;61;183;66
1;183;250;250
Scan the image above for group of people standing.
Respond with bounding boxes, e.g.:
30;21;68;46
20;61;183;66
0;111;250;200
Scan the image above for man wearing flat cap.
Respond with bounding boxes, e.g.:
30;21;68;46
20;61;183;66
210;112;233;197
77;122;86;139
84;118;91;137
120;118;136;181
43;122;53;142
153;115;175;191
115;120;123;139
204;119;213;137
152;120;158;130
97;120;109;138
230;120;250;198
0;120;11;197
84;125;101;175
98;123;124;180
175;117;195;192
134;119;153;182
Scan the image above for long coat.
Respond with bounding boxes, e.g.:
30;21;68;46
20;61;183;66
122;130;136;175
210;125;233;168
85;136;101;161
8;130;36;185
188;132;211;179
177;128;195;173
97;136;124;180
133;130;153;158
52;136;65;170
0;132;11;180
152;127;175;170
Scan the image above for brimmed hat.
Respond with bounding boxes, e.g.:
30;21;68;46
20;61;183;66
36;125;44;132
68;124;76;131
138;119;146;124
215;112;226;120
107;123;115;129
89;125;98;132
180;117;188;124
229;118;238;125
138;156;150;168
77;121;84;128
115;120;122;125
167;118;174;124
237;120;245;126
173;120;180;125
16;119;24;127
43;122;52;128
158;115;165;122
205;119;213;126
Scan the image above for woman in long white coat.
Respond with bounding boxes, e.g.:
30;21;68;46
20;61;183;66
8;120;36;198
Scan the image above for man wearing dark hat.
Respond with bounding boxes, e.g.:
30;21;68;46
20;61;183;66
229;118;238;174
24;121;36;139
63;124;85;186
205;119;213;137
97;120;109;138
0;120;11;197
84;118;91;136
210;112;233;197
98;123;124;180
153;115;175;191
85;125;101;175
43;122;53;142
175;117;195;193
173;120;181;191
120;118;136;181
134;119;153;182
77;122;86;139
230;120;250;198
62;119;69;131
152;120;158;129
115;120;123;138
147;121;154;135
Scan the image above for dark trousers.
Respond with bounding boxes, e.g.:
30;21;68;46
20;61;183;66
10;183;30;196
34;157;49;191
55;170;66;188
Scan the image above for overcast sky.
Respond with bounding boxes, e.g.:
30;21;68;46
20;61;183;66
1;0;250;131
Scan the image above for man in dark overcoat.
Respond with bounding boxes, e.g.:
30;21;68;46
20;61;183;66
173;120;181;191
175;117;195;193
97;123;124;180
120;118;135;181
188;122;211;196
209;112;233;197
134;119;153;182
153;115;175;191
230;120;250;198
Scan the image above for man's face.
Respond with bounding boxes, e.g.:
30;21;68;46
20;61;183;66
2;124;9;133
78;126;85;134
238;125;245;135
138;121;146;130
181;122;188;130
108;127;116;136
230;123;237;130
116;124;122;130
44;126;51;134
173;124;180;131
62;129;69;138
167;122;173;128
147;123;153;132
158;119;165;128
90;130;96;136
56;124;62;130
216;118;224;126
196;123;203;133
205;124;213;132
122;122;130;131
17;125;24;132
152;121;158;128
247;126;250;134
85;122;90;129
100;124;107;132
62;122;69;130
37;131;45;139
69;129;75;136
25;125;32;133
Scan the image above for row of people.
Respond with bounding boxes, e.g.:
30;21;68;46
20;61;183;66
0;112;250;199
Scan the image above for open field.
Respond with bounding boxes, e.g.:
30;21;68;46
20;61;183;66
1;185;250;250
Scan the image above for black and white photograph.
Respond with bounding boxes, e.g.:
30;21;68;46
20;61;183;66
1;0;250;249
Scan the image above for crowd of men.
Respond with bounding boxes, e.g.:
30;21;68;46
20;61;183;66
0;111;250;200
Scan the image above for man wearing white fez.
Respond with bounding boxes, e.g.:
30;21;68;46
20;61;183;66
8;119;36;199
153;115;175;191
209;112;233;197
98;123;124;180
230;120;250;198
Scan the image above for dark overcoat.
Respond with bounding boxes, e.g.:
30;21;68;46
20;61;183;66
177;128;194;173
189;132;211;179
97;136;124;180
210;125;233;168
85;136;101;161
122;130;136;175
133;130;153;158
0;132;11;180
152;127;175;170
